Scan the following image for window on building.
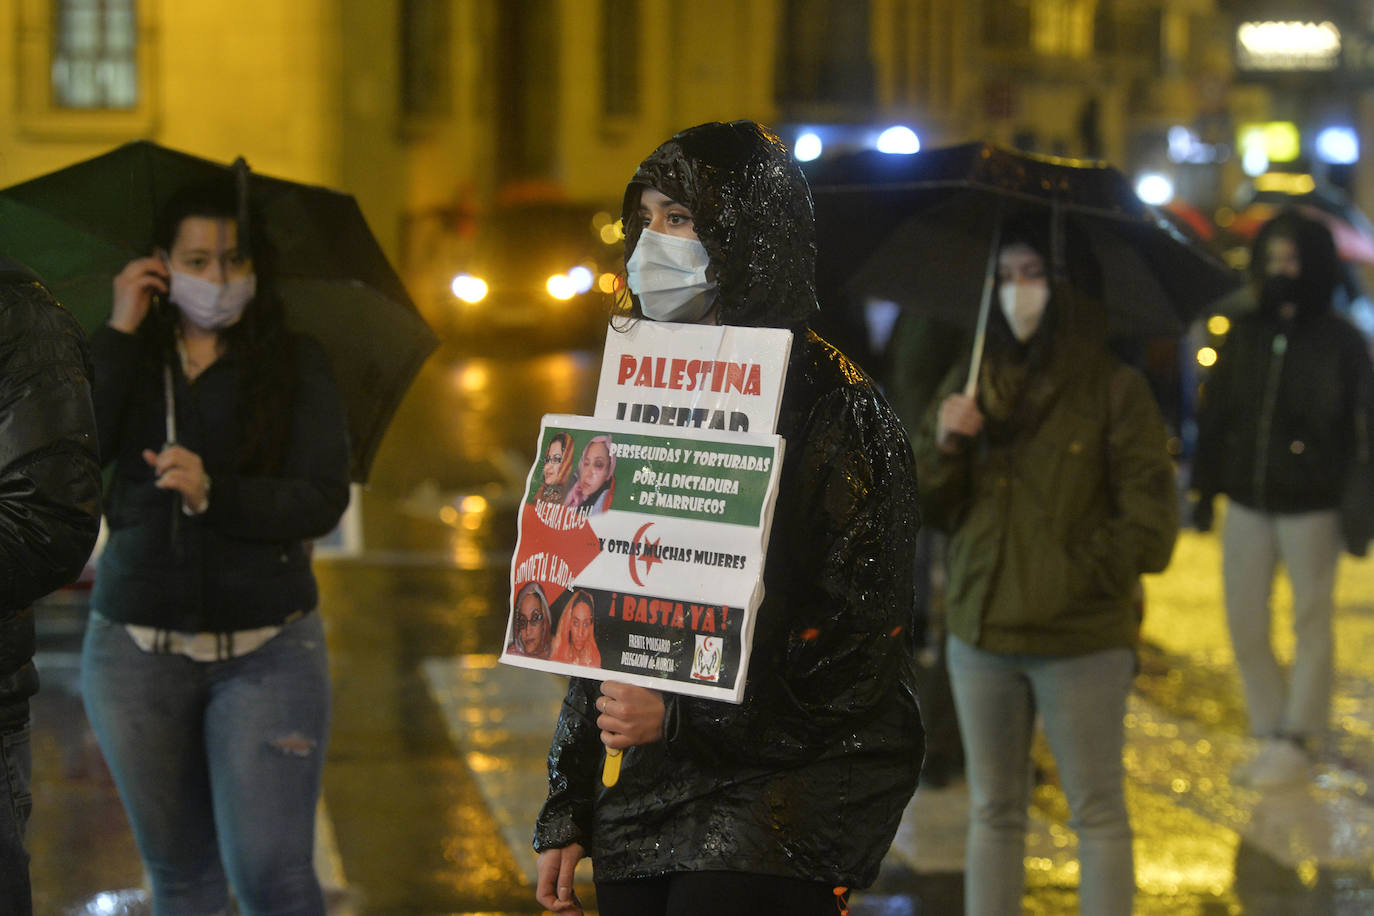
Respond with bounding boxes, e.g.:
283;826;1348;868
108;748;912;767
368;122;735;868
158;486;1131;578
51;0;138;109
777;0;874;108
600;0;639;118
401;0;452;117
983;0;1032;50
1095;7;1163;67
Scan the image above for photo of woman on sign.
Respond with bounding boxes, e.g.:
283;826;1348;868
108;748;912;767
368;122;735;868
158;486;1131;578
507;582;554;659
551;589;601;668
535;432;574;505
563;434;615;516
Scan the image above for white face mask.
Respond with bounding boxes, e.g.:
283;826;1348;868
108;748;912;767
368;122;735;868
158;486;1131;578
626;228;717;323
999;281;1050;342
169;270;256;330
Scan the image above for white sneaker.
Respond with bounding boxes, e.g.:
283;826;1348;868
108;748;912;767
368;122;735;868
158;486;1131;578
1246;738;1311;789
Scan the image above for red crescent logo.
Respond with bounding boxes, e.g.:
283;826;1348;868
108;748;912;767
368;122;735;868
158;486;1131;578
628;521;655;587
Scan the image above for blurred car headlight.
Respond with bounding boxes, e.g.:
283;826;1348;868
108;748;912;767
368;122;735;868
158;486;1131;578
546;273;577;300
451;273;488;303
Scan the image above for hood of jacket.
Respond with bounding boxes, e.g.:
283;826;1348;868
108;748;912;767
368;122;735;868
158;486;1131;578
621;121;820;329
1250;208;1339;322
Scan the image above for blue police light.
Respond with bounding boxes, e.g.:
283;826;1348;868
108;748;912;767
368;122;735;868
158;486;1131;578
876;126;920;155
794;131;823;162
1135;172;1175;206
1316;126;1358;165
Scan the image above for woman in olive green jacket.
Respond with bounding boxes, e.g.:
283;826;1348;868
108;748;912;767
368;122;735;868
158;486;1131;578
913;218;1178;916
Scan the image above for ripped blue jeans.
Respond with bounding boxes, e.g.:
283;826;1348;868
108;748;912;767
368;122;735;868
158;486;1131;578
81;610;330;916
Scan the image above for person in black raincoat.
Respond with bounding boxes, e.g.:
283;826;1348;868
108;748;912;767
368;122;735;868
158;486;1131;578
532;121;924;916
1191;209;1374;788
0;257;102;913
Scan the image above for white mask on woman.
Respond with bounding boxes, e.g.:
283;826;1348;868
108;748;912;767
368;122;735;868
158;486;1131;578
626;228;717;323
169;270;256;330
999;281;1050;342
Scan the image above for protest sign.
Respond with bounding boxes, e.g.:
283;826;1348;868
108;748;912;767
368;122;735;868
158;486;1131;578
501;414;784;703
596;321;792;434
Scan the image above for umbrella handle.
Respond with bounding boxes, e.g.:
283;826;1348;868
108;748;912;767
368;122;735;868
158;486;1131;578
163;362;185;561
964;217;1004;398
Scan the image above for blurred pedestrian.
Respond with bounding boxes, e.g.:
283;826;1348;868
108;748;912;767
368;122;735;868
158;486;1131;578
883;310;969;787
532;121;923;916
913;216;1178;916
1191;208;1374;788
81;180;350;915
0;256;102;915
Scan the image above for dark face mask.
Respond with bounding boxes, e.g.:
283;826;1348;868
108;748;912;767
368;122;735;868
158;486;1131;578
1259;273;1302;319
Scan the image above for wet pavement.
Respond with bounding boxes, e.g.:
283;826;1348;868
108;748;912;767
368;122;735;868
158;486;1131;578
25;341;1374;914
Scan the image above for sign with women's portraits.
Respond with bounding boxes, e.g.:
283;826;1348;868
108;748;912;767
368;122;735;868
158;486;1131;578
500;414;784;703
503;322;791;702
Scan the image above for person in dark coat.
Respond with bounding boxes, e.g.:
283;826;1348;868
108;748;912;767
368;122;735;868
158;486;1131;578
1191;208;1374;788
0;257;102;914
82;181;350;915
532;121;924;916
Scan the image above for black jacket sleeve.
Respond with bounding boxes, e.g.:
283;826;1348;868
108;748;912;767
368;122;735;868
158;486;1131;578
0;280;102;615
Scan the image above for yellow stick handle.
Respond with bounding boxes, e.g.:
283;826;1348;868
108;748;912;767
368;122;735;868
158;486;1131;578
602;747;622;787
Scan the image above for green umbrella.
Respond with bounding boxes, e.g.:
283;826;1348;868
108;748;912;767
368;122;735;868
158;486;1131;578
0;140;437;482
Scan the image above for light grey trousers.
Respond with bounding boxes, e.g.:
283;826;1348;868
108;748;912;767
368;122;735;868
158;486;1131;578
1221;502;1343;742
948;636;1136;916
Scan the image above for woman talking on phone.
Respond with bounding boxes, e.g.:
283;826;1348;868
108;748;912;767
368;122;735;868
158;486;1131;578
82;180;350;916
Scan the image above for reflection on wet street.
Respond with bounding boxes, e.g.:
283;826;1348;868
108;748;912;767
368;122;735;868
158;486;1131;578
24;341;1374;914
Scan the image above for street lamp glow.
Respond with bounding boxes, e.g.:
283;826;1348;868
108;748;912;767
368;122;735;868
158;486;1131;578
1237;21;1340;70
450;273;488;303
1207;314;1231;336
1196;346;1218;368
1135;173;1174;206
876;126;920;154
546;274;576;300
1317;126;1359;165
794;131;823;162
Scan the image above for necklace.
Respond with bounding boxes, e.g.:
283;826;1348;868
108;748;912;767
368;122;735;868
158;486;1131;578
175;329;220;381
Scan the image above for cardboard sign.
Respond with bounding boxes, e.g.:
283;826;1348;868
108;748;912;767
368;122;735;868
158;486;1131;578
501;415;784;702
503;321;792;703
596;321;792;434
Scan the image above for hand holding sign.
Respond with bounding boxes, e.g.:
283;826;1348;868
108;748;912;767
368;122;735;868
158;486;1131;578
597;681;665;749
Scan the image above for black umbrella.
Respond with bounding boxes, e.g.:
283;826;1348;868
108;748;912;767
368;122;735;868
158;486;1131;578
807;142;1242;340
0;140;436;482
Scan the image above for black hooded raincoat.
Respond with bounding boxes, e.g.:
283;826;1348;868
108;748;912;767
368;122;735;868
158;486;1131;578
532;122;924;887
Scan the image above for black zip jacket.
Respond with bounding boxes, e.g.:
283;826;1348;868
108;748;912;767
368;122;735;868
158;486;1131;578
0;265;102;725
90;323;349;631
1193;307;1372;513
